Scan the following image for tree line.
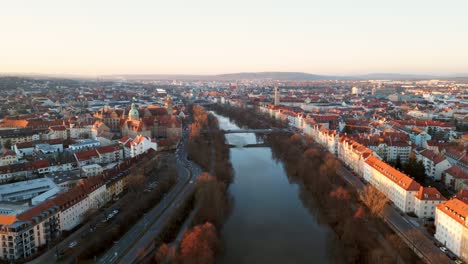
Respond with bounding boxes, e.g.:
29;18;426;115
154;104;234;264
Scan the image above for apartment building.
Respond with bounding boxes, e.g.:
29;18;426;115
414;186;446;218
364;156;421;212
416;149;452;180
435;199;468;262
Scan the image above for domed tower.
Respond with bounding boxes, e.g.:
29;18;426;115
164;96;173;116
128;98;139;121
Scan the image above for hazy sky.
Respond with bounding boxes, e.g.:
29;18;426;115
1;0;467;75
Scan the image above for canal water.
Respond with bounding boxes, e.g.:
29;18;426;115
212;113;335;264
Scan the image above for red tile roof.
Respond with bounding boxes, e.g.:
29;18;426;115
96;145;121;154
75;149;99;161
366;156;421;191
437;198;468;226
445;166;468;179
415;186;446;201
420;149;447;165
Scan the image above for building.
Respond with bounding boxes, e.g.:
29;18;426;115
414;186;446;218
69;139;101;151
81;164;103;177
0;151;18;166
364;156;421;213
120;135;157;158
357;132;412;163
416;149;452;180
93;107;125;132
96;145;123;164
74;149;100;167
351;86;362;95
0;128;40;149
46;125;68;140
443;166;468;192
435;199;468;262
0;178;59;203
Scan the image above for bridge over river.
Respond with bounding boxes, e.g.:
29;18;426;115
221;128;288;134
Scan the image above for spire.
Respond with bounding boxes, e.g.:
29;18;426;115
274;86;280;106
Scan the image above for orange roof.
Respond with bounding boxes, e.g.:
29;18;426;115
132;135;148;145
415;186;446;201
366;156;421;191
437;198;468;226
0;215;17;225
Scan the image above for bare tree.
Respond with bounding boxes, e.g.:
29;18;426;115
359;185;388;217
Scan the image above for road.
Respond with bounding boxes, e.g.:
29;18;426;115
99;126;202;264
337;164;451;264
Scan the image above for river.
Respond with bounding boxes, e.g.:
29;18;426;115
212;112;335;264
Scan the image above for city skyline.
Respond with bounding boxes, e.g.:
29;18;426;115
1;0;468;76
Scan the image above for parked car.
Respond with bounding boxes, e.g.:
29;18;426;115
68;241;78;249
440;246;448;253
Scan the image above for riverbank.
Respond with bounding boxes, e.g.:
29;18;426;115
153;104;234;264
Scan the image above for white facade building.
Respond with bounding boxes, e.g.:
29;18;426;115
435;199;468;262
364;156;420;213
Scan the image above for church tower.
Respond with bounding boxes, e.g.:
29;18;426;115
128;98;139;121
165;96;173;116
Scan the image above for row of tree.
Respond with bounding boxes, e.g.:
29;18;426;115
154;105;234;264
208;103;288;129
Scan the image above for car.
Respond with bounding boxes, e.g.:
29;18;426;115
101;218;108;223
113;209;120;215
440;246;448;253
68;241;78;248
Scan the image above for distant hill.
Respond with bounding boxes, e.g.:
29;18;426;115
355;73;468;80
214;72;336;80
101;72;340;81
101;72;468;81
4;71;467;81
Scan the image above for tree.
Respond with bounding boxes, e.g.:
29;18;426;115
179;222;219;264
81;208;98;223
194;173;227;227
395;155;403;170
404;154;426;185
427;126;433;136
330;186;350;200
3;139;12;150
359;185;388;217
127;173;147;193
155;244;173;264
